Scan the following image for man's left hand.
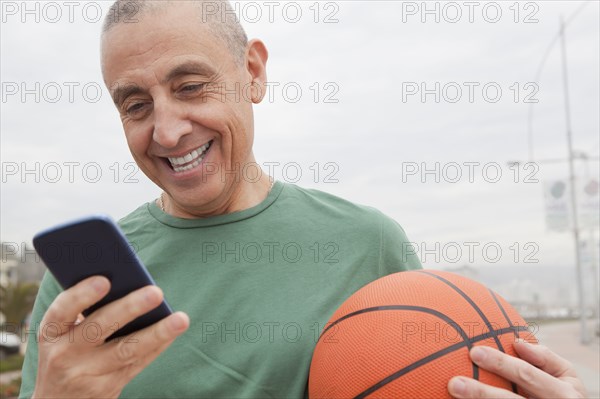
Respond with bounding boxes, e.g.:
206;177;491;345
447;340;587;398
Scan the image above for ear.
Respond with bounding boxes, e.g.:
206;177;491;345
245;39;268;104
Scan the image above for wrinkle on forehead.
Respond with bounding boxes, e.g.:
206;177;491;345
101;20;232;91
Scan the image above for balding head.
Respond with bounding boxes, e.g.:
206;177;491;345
102;0;248;65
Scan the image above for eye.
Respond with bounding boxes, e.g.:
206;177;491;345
124;101;150;118
178;83;205;95
127;103;144;113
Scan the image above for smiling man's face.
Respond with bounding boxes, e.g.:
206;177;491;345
101;2;268;217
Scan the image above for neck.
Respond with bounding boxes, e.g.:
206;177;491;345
159;171;274;219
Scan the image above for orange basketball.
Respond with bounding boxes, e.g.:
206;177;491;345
308;270;537;398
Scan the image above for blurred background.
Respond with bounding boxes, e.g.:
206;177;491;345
1;0;599;397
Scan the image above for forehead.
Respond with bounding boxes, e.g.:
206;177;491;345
101;4;231;84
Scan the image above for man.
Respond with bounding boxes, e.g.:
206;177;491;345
20;1;586;398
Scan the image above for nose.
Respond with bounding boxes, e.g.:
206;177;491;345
152;97;193;148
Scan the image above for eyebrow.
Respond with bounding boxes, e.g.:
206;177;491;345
111;83;144;106
163;61;217;83
111;61;217;106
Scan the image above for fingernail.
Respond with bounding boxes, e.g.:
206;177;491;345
470;346;487;363
91;277;108;294
169;313;187;332
144;287;159;303
450;377;466;395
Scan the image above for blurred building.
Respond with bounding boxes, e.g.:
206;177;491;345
0;242;45;326
0;242;46;287
443;264;585;321
0;257;19;287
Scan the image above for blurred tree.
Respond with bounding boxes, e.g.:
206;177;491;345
0;283;39;332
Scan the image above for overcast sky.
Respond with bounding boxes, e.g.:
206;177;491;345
1;1;599;276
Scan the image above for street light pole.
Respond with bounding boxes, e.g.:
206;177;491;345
559;15;589;344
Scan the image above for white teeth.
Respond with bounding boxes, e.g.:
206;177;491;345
172;155;205;173
168;141;212;171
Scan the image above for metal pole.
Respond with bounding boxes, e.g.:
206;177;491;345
527;107;534;163
590;229;600;334
559;16;589;344
582;157;600;329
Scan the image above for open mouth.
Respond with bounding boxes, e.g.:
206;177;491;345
165;140;213;173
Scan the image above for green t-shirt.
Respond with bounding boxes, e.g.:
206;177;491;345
20;182;421;398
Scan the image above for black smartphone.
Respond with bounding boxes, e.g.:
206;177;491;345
33;215;172;340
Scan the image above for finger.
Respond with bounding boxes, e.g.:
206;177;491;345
513;341;587;397
99;339;175;392
92;312;189;374
80;331;179;393
74;313;85;325
448;376;522;399
40;276;110;342
513;340;577;378
81;285;165;344
116;320;187;383
469;345;577;398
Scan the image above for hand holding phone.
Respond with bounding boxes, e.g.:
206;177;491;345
28;216;189;399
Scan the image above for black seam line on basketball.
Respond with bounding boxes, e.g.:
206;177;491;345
354;325;529;399
319;305;471;346
488;289;518;340
318;305;479;381
416;271;506;353
488;289;519;394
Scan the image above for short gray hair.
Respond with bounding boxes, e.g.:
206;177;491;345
102;0;248;65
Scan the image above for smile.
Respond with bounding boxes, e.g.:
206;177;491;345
167;140;213;173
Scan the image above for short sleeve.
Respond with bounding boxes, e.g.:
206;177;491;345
378;214;422;277
19;271;63;399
